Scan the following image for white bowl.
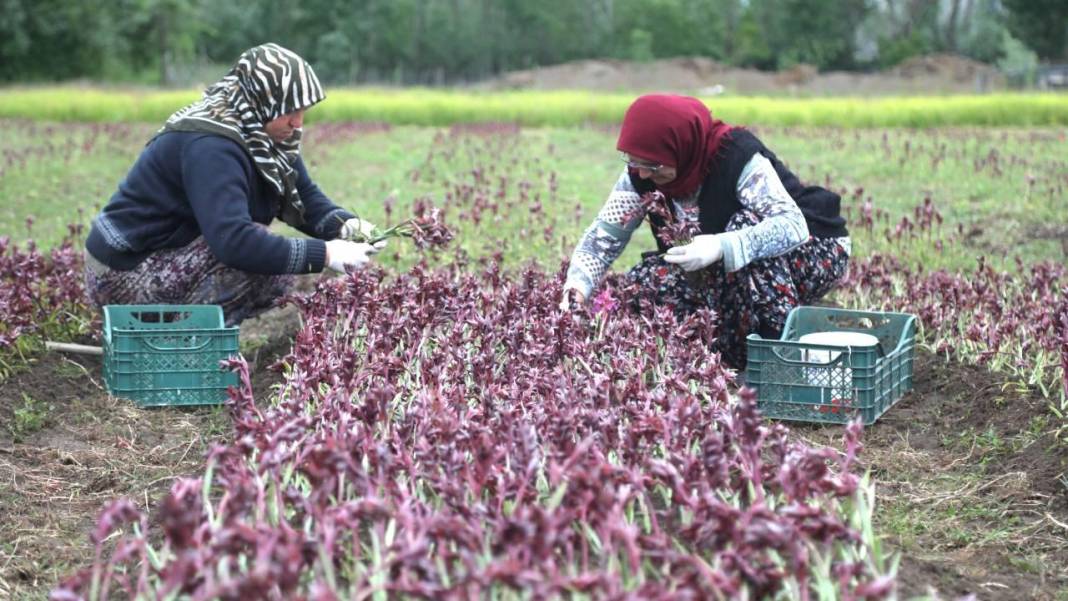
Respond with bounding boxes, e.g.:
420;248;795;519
797;331;880;353
797;331;880;392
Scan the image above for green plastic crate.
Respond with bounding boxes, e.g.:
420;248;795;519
745;307;917;425
103;304;240;407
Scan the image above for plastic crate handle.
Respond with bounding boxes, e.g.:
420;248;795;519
140;309;191;324
770;345;849;367
767;343;882;366
140;336;216;352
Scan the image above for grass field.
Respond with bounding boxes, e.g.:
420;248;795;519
2;119;1064;274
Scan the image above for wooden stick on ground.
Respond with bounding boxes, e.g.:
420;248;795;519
44;341;103;356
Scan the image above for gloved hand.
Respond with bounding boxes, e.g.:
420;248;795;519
339;216;379;243
559;288;587;311
325;239;386;273
662;234;723;271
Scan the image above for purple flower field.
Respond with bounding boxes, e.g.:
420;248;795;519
1;121;1066;598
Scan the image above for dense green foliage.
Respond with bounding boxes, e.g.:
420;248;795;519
1002;0;1068;62
0;0;1054;85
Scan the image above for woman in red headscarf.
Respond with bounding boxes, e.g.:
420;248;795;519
561;94;850;369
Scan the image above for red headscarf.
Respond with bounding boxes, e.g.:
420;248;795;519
616;94;734;199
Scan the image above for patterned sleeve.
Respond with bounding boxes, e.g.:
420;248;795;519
563;169;647;299
718;153;810;272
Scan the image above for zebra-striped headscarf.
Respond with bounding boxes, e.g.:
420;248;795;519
158;43;325;227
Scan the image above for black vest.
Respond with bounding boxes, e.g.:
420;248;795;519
629;129;848;252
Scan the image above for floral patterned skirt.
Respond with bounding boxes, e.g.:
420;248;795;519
626;211;849;369
84;237;294;327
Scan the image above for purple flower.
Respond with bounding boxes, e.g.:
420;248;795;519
590;287;619;315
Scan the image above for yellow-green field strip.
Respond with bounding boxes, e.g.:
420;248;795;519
2;87;1066;127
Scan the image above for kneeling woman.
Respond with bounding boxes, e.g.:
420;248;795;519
562;94;850;369
84;43;382;326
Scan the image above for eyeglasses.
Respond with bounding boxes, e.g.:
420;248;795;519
620;152;664;174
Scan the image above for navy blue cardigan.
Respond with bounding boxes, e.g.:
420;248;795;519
86;132;354;274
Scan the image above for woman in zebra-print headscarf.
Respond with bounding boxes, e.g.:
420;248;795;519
84;43;381;326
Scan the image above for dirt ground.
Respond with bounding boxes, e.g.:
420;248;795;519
1;307;1066;599
0;305;297;599
475;53;1007;95
799;352;1068;600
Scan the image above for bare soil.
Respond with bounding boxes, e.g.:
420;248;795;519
0;306;294;600
1;310;1065;599
475;54;1006;96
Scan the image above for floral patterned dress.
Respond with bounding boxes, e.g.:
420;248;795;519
84;234;293;327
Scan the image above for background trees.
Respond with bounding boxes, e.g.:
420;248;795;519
0;0;1060;85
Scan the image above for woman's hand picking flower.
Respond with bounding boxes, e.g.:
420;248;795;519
340;216;381;243
663;234;724;271
325;239;384;272
559;288;586;311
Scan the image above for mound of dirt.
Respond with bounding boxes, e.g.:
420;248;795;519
488;57;732;93
476;54;1006;95
890;52;1001;83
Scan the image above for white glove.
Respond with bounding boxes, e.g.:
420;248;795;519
325;239;385;273
339;217;378;242
662;234;723;271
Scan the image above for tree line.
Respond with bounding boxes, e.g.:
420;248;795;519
0;0;1064;86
